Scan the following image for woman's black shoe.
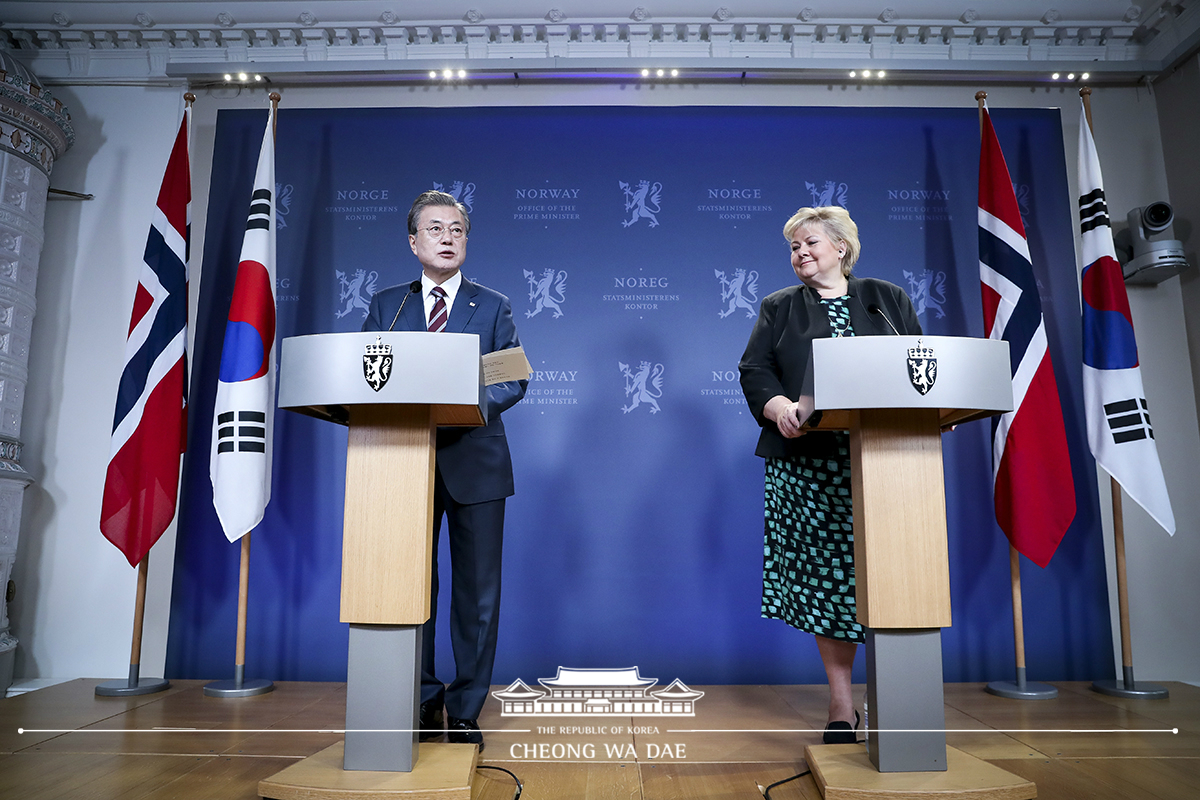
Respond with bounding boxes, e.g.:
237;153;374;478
822;710;861;745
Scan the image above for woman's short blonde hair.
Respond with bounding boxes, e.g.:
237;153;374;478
783;206;860;276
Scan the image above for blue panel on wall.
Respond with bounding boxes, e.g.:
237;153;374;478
166;105;1109;687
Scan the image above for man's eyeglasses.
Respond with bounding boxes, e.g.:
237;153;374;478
417;224;467;240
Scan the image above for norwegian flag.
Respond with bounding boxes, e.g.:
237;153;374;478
1078;104;1175;534
100;108;191;567
210;105;276;542
977;107;1077;567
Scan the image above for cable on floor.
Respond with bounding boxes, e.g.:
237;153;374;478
757;767;811;798
476;763;523;799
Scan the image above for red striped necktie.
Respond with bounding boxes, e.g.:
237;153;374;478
428;286;448;332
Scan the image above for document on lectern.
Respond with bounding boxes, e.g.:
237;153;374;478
482;346;532;385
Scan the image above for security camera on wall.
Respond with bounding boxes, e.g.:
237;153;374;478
1123;202;1189;285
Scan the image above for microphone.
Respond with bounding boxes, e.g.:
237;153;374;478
387;280;423;332
867;303;901;336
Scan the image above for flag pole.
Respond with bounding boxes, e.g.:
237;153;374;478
984;544;1056;698
95;553;171;696
1080;87;1168;699
1092;477;1166;697
96;90;199;698
204;530;272;696
976;90;1058;701
204;91;281;699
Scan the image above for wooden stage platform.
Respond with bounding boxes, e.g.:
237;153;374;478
1;679;1196;799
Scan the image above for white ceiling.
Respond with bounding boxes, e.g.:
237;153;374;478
1;1;1196;85
0;2;1163;26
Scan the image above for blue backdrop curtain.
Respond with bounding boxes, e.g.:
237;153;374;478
166;104;1109;687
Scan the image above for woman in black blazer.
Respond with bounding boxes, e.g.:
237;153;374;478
739;206;921;744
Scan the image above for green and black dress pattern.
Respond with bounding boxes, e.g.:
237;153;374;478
760;295;863;643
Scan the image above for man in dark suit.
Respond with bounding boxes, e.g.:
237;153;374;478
363;190;527;750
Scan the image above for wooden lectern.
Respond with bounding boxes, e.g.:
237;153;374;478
800;335;1035;800
261;331;485;800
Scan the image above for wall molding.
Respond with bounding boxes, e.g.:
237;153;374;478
2;5;1198;85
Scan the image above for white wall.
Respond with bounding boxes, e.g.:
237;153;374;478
1139;59;1200;682
13;85;188;680
14;78;1199;683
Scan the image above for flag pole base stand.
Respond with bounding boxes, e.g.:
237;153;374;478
95;677;169;697
985;680;1058;700
805;743;1036;800
259;741;476;800
95;665;169;697
1092;679;1169;699
204;678;274;698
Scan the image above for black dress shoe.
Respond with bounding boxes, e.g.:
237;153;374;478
822;710;861;745
419;700;444;742
447;716;484;751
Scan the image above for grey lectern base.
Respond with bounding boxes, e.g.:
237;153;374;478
865;629;946;773
345;624;422;772
95;665;169;697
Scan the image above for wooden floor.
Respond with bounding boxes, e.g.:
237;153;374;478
1;679;1197;799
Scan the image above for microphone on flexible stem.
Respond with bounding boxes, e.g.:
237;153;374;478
387;280;423;331
867;303;902;336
